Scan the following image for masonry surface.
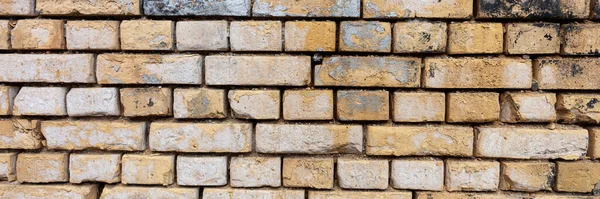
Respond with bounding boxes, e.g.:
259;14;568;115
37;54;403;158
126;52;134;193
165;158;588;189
0;0;600;198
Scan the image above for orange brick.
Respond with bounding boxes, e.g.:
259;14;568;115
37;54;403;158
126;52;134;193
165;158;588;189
120;20;173;50
285;21;336;52
11;19;65;50
446;92;500;123
448;22;503;54
36;0;140;15
16;153;68;183
556;161;600;192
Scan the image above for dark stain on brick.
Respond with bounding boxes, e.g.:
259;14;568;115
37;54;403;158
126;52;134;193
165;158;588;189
571;63;583;77
147;98;154;107
479;0;564;19
587;98;599;109
544;34;553;41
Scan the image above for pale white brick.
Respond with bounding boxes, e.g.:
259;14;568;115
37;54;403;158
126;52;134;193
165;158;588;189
205;55;311;86
256;124;362;154
309;191;412;199
121;154;174;186
0;86;19;115
177;156;227;186
13;87;68;116
446;160;500;191
391;159;444;191
393;92;445;122
203;188;304;199
0;0;34;15
0;184;98;199
176;21;229;51
283;90;334;120
66;20;120;50
229;90;280;120
0;54;95;83
500;92;557;123
230;21;282;51
337;159;389;190
70;153;121;184
101;185;198;199
41;120;146;151
149;122;252;153
230;156;281;187
67;87;120;116
0;153;16;181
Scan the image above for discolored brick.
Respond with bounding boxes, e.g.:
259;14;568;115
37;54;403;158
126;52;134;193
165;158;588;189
0;184;98;199
445;160;500;191
120;20;173;50
339;21;391;52
67;87;121;116
0;20;8;49
0;153;16;181
557;93;600;124
448;22;503;54
70;153;121;183
97;54;202;84
228;90;280;120
534;57;600;90
478;0;590;19
393;21;447;53
363;0;472;18
0;86;18;115
501;92;557;123
203;188;303;199
121;154;174;186
176;21;229;51
283;157;334;189
256;124;363;154
393;92;445;122
446;92;500;123
310;191;412;199
315;56;421;87
337;90;389;121
337;159;389;190
285;21;336;52
562;23;600;55
0;54;95;83
230;21;282;51
101;185;198;198
283;90;333;120
11;19;65;50
0;0;34;15
506;23;560;54
144;0;250;16
230;156;281;187
500;162;554;192
253;0;360;17
0;119;42;149
149;122;252;153
173;88;226;119
120;88;172;117
41;120;146;151
36;0;140;15
65;21;120;50
589;128;600;159
17;153;68;183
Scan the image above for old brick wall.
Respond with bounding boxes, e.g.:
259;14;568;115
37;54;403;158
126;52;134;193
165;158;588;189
0;0;599;198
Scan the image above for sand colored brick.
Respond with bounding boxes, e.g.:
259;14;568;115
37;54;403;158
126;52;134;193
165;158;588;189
562;24;600;55
445;160;500;191
339;21;391;52
67;87;121;116
556;161;600;193
176;21;229;51
448;22;503;54
477;0;589;19
337;90;389;121
120;88;172;117
17;153;68;183
70;153;121;183
415;192;523;199
120;20;173;50
41;120;146;151
0;119;42;149
230;156;281;187
283;90;333;120
121;154;174;186
506;23;560;54
0;153;16;181
0;54;95;83
177;156;227;186
475;126;588;160
203;188;304;199
501;92;557;123
500;162;554;192
36;0;140;15
228;90;279;120
393;21;447;53
97;54;203;84
556;93;600;124
0;86;18;115
363;0;472;18
366;125;473;156
205;55;311;86
534;58;600;90
285;21;336;52
393;92;445;122
315;56;421;87
253;0;360;17
0;0;34;15
66;20;119;50
173;88;226;119
309;191;412;199
230;21;282;51
0;184;98;199
589;128;600;159
11;19;65;49
391;159;444;191
101;185;198;199
144;0;250;16
283;157;334;189
256;124;363;154
446;92;500;123
0;20;8;49
149;122;252;153
337;159;389;190
13;87;68;116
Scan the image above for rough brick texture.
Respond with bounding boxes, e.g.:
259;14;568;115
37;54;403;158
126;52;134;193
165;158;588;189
97;54;202;84
66;21;120;50
0;54;95;83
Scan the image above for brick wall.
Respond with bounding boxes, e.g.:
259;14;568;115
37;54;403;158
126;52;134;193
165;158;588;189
0;0;599;198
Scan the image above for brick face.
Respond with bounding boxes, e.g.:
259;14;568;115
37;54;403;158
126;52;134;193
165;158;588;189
315;56;421;87
65;21;120;50
230;21;282;51
36;0;140;15
339;21;391;52
97;54;203;84
253;0;360;17
121;154;174;185
120;20;173;50
285;21;336;52
256;124;363;154
41;120;146;151
506;23;560;54
149;122;252;152
16;153;69;183
11;19;65;50
363;0;472;18
0;54;95;83
205;55;311;86
448;22;503;54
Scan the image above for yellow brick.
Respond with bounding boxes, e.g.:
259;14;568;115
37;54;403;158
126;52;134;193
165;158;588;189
0;86;18;115
448;22;503;54
315;56;421;87
96;54;203;84
0;20;8;49
445;160;500;191
562;23;600;55
366;125;473;156
500;162;554;191
16;153;68;183
363;0;472;18
120;88;172;117
252;0;360;17
309;191;412;199
11;19;65;50
283;157;334;189
0;184;98;199
506;23;560;54
173;88;226;119
534;58;600;90
285;21;336;52
447;92;500;123
556;161;600;192
393;21;447;53
500;92;557;123
36;0;140;15
0;153;16;181
0;0;34;15
65;20;120;50
283;90;333;120
556;93;600;123
590;128;600;159
0;119;42;149
120;20;173;50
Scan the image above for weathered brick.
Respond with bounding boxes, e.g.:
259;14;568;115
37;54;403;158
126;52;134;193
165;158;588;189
36;0;140;15
391;159;443;191
13;87;67;116
283;157;334;189
448;22;503;54
557;93;600;123
393;92;445;122
309;191;412;199
337;90;389;121
446;160;500;191
562;23;600;55
144;0;250;16
285;21;336;52
0;20;8;49
176;21;229;51
120;20;173;50
0;153;16;181
252;0;360;17
203;188;304;199
0;119;42;149
41;120;146;151
366;125;473;156
230;156;281;187
205;55;311;86
230;21;281;51
0;0;34;15
337;159;389;190
415;192;523;199
283;90;333;120
500;162;554;192
67;88;121;116
121;154;174;186
17;153;68;183
229;90;280;120
501;92;557;123
393;21;447;53
339;21;391;52
70;153;121;183
556;161;600;193
424;57;532;89
447;92;500;123
101;185;198;199
475;126;588;160
149;122;252;152
120;88;172;117
363;0;472;18
177;156;227;186
534;58;600;90
478;0;589;19
506;23;560;54
66;21;120;50
0;184;97;199
315;56;421;87
0;54;95;83
11;19;64;49
256;124;362;154
173;88;226;119
97;54;202;84
590;128;600;159
0;86;18;115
